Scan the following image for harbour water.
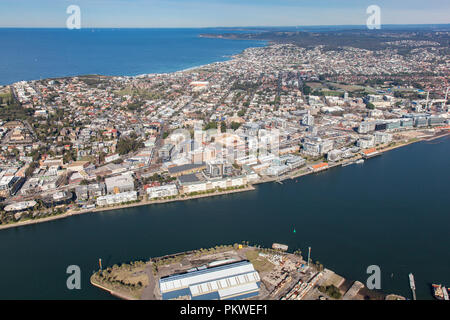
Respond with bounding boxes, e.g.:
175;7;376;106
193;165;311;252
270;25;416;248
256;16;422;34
0;136;448;299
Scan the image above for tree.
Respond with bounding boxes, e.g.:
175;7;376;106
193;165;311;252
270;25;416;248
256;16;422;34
25;161;38;177
302;84;312;96
231;122;241;130
319;285;342;299
204;122;217;130
117;136;143;155
220;122;226;133
366;102;375;110
98;152;105;164
63;150;76;164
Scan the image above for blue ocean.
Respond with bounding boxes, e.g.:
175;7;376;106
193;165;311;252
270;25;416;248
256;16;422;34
0;28;266;85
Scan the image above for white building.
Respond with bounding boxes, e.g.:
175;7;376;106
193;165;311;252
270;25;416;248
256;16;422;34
358;121;376;134
183;181;208;194
236;155;258;166
303;141;320;156
374;132;393;145
357;135;375;149
0;175;16;191
266;165;290;176
181;176;249;194
48;165;60;176
319;140;334;154
96;191;137;207
327;149;343;162
159;260;260;300
4;200;37;212
147;184;178;199
105;172;135;194
303;138;333;156
369;109;383;118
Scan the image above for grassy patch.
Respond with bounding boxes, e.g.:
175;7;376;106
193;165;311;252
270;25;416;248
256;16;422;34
305;82;324;89
245;250;259;261
245;250;274;273
318;285;342;299
92;262;148;299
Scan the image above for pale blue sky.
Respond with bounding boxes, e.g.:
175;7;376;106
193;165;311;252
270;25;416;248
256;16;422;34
1;0;449;28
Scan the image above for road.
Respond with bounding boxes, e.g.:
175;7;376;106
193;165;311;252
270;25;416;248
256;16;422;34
140;262;157;300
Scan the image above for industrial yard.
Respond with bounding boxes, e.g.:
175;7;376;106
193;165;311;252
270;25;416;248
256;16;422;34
90;243;400;300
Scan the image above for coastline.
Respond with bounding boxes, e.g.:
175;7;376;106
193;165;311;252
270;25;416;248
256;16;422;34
90;277;137;300
0;185;256;231
136;37;267;77
1;130;448;231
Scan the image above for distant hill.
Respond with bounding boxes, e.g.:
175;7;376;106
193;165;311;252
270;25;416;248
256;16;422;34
200;28;450;51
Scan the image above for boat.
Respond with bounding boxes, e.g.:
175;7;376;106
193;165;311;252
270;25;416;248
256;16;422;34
356;159;364;164
409;273;416;290
441;286;449;301
444;287;449;300
409;273;416;300
432;284;445;300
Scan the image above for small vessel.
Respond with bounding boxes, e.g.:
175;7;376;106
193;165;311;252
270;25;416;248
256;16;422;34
409;273;416;300
356;159;364;164
409;273;416;290
432;284;445;300
444;287;450;301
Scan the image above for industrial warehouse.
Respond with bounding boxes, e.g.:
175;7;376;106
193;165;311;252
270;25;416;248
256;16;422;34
158;260;261;300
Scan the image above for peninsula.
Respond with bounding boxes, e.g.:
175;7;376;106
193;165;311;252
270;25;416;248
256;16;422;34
90;242;405;300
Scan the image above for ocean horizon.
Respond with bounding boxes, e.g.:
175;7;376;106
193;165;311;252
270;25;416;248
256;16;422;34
1;23;449;29
0;28;267;86
1;24;449;86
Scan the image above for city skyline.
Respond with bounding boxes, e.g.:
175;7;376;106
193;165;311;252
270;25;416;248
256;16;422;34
0;0;449;28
